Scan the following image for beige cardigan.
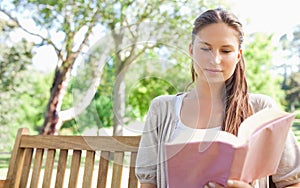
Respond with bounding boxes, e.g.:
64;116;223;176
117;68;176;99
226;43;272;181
135;93;300;188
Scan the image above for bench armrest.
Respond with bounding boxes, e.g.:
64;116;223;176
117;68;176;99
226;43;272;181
0;179;8;188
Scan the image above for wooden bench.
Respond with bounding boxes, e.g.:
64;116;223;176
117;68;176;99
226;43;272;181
0;128;141;188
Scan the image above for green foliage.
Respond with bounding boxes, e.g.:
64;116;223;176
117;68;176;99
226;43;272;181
282;25;300;111
0;21;37;151
244;33;285;106
285;72;300;110
62;54;116;133
0;70;52;151
0;40;33;91
13;0;97;32
127;77;176;120
125;47;190;120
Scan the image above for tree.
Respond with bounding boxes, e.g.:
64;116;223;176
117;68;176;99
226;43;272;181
1;0;229;135
126;47;190;120
279;26;300;111
77;0;228;135
291;25;300;71
0;18;35;150
1;1;105;135
244;33;285;105
61;53;115;135
285;72;300;111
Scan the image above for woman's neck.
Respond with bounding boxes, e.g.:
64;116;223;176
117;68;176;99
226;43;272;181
191;80;226;101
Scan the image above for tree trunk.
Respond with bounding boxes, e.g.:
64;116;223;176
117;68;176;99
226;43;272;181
39;65;71;135
113;67;126;136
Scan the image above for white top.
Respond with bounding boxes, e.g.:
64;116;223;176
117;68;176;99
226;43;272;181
172;93;221;141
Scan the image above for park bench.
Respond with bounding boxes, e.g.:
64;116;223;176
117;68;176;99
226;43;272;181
0;127;141;188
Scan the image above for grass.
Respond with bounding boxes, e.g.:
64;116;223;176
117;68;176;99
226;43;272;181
0;153;10;169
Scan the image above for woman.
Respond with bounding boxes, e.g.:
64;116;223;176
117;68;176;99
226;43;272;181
135;8;300;188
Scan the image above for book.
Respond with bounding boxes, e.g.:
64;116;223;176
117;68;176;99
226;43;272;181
164;107;296;188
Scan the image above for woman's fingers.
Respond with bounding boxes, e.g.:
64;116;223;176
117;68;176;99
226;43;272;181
204;180;252;188
204;182;224;188
226;180;252;188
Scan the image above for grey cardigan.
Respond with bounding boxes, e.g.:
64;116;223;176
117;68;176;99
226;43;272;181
135;93;300;188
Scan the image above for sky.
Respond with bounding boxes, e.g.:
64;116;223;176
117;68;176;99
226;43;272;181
229;0;300;69
230;0;300;40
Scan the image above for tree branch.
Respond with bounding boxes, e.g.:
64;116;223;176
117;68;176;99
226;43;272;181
0;8;60;54
73;8;100;57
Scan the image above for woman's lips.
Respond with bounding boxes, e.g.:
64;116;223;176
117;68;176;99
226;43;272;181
205;68;222;73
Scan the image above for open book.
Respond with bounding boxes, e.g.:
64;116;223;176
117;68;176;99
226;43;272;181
165;107;295;188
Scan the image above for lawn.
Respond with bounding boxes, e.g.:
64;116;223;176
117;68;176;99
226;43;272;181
0;153;10;169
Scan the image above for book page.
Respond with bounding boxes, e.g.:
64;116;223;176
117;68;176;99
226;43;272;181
238;112;295;181
168;129;244;148
237;107;290;139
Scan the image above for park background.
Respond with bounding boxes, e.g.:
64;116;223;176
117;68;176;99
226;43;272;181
0;0;300;180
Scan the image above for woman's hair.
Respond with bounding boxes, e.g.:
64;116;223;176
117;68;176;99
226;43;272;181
190;8;253;135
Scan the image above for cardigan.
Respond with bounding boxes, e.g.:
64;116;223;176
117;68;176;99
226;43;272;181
135;93;300;188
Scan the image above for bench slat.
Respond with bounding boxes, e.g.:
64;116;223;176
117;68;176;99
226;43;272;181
7;128;29;182
43;149;56;188
30;148;44;188
20;148;33;188
82;150;95;188
20;135;140;151
97;151;110;188
128;152;138;188
111;151;124;188
68;150;82;188
55;149;68;188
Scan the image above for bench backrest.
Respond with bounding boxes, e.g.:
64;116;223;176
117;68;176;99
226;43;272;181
4;128;141;188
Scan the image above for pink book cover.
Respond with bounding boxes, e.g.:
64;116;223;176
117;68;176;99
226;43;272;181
165;110;295;188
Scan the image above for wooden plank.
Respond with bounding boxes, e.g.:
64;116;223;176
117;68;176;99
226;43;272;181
3;127;142;188
20;135;140;151
19;148;34;188
0;180;7;188
111;151;124;188
55;149;68;188
82;150;95;188
42;149;56;188
68;150;82;188
30;148;44;188
9;148;25;188
7;128;29;179
97;151;110;188
8;128;29;187
128;152;138;188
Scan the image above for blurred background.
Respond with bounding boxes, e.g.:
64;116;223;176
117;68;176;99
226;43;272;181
0;0;300;172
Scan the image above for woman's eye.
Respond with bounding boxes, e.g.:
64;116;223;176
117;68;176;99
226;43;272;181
200;48;211;51
222;50;231;53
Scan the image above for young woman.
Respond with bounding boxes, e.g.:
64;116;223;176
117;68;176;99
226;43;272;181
135;8;300;188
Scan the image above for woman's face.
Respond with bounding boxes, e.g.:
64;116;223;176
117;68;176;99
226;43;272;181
189;22;242;83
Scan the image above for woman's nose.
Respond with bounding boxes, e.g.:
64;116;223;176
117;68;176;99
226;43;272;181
210;51;221;65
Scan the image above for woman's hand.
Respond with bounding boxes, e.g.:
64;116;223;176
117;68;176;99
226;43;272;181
204;180;253;188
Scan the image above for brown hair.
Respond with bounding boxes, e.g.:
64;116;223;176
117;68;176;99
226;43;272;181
190;8;253;135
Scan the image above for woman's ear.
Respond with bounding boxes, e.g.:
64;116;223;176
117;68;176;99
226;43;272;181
189;43;193;56
237;49;243;62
